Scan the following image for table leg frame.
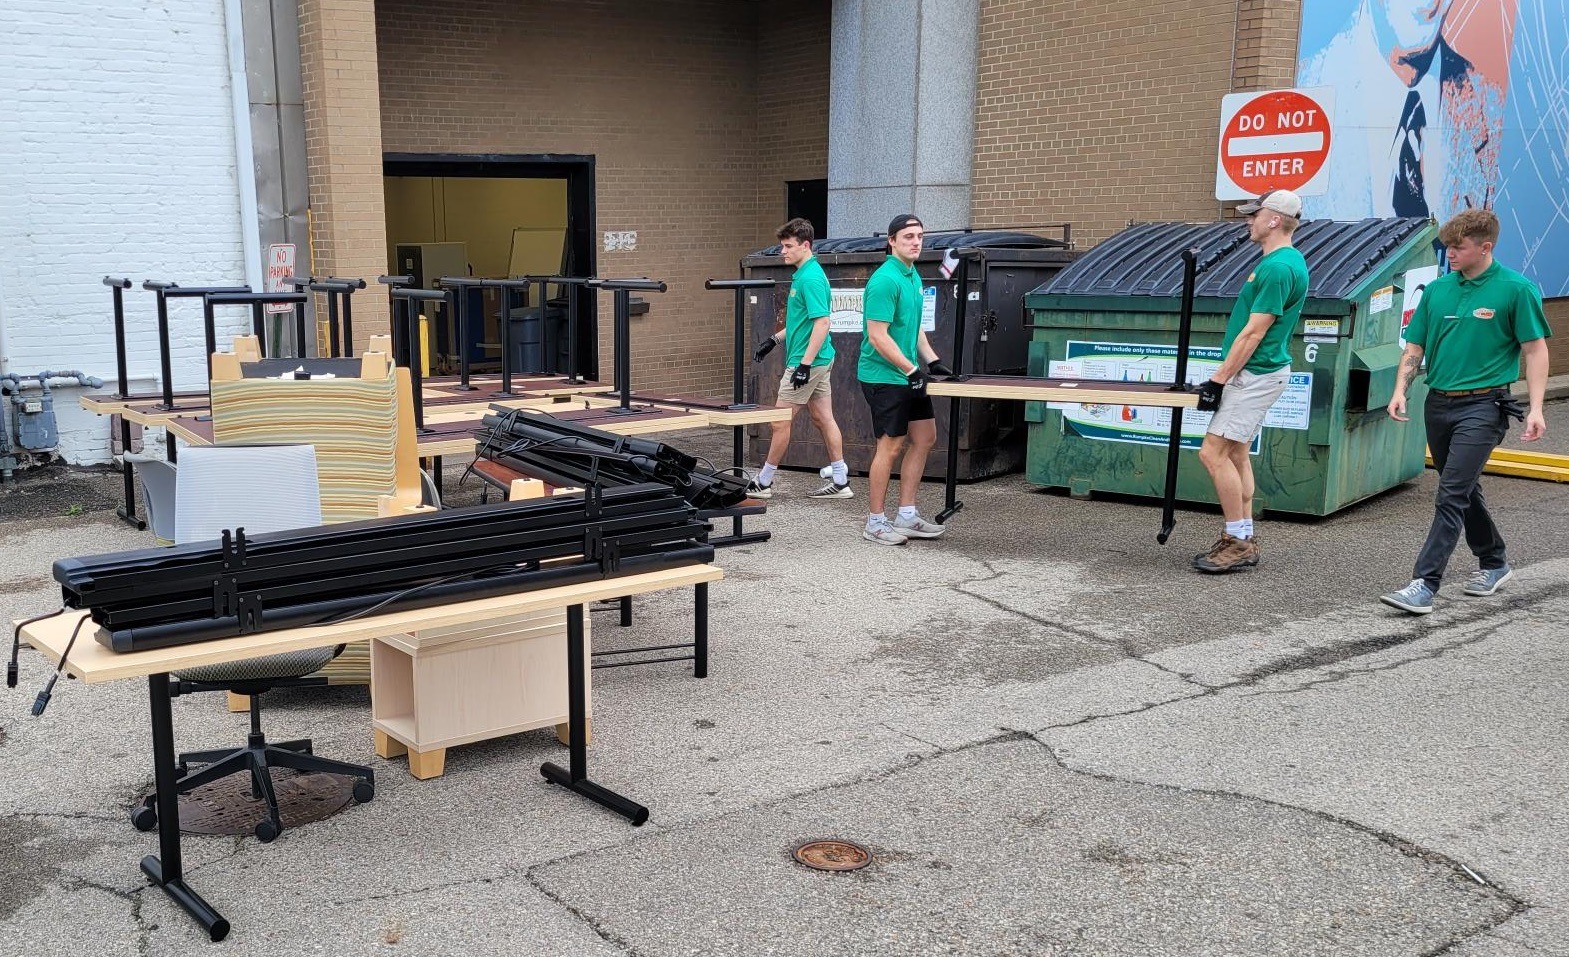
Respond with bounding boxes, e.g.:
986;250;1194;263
142;673;230;941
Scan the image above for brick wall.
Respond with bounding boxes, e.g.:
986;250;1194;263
971;0;1241;246
300;0;390;348
756;1;833;243
376;0;832;397
0;0;249;464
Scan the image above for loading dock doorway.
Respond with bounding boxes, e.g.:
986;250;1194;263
383;154;598;380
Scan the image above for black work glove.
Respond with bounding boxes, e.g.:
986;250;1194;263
927;359;955;378
906;365;929;394
753;337;778;362
1494;396;1526;423
790;364;811;389
1195;379;1224;413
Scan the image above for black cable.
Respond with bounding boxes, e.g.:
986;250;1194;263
10;608;66;689
308;559;526;627
33;614;89;716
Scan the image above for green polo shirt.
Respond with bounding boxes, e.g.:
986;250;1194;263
1404;261;1552;391
1220;246;1310;374
858;256;923;385
784;254;834;367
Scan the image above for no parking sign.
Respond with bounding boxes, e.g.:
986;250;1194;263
1215;88;1334;200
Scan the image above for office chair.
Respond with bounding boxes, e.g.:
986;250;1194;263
129;445;375;843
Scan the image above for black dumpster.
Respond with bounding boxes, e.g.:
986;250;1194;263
741;230;1078;480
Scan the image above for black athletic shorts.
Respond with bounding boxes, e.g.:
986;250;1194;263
860;381;935;438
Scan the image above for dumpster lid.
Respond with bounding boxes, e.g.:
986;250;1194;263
1033;218;1431;302
748;229;1069;259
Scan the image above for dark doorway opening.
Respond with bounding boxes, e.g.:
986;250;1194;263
786;178;828;241
383;153;598;381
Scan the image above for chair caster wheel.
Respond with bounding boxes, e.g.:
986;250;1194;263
130;806;158;832
352;780;375;803
255;819;281;843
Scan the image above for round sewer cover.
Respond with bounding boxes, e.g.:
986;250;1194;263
140;770;358;836
793;839;873;872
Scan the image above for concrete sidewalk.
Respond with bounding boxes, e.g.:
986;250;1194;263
1;398;1566;955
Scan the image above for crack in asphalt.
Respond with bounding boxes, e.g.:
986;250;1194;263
951;559;1130;653
1020;733;1530;955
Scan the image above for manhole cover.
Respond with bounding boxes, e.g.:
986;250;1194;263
794;839;873;872
140;769;358;836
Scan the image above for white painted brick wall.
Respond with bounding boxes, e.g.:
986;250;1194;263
0;0;249;465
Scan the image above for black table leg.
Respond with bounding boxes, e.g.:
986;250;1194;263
116;421;146;530
541;604;649;825
141;673;229;941
694;582;708;679
1157;408;1185;544
936;396;964;524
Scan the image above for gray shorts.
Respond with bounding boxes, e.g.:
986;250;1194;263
778;359;833;405
1206;367;1289;442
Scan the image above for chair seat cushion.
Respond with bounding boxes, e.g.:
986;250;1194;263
175;647;338;684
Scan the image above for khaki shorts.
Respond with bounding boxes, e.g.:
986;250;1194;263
1206;367;1289;442
778;359;833;405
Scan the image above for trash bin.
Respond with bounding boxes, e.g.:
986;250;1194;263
742;230;1079;479
507;304;567;374
1023;217;1440;516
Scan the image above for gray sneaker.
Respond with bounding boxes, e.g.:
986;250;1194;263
892;514;946;539
744;480;773;500
863;520;908;546
1463;565;1513;596
1380;579;1436;614
808;480;853;499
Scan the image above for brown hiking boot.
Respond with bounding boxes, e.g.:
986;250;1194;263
1192;534;1259;574
1193;536;1229;565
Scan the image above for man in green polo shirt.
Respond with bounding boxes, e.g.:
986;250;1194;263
1380;208;1552;614
748;217;852;499
1192;189;1311;574
857;213;955;546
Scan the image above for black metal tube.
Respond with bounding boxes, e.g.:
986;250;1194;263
144;673;184;888
500;282;518;394
565;279;582;383
151;287;175;409
614;288;631;410
293;301;309;359
325;289;340;357
340;287;354;354
104;279;144;528
1158;248;1201;545
694;581;708;679
250;301;266;351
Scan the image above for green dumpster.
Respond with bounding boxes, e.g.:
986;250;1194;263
1024;218;1440;516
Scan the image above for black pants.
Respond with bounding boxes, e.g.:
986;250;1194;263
1413;390;1510;589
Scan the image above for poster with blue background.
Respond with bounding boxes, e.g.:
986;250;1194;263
1296;0;1568;296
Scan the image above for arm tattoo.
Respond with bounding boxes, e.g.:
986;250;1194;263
1398;352;1423;390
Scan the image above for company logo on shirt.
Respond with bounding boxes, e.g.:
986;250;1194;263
1473;307;1496;319
789;288;797;298
1247;272;1256;283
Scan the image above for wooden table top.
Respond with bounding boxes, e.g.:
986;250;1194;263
928;375;1199;408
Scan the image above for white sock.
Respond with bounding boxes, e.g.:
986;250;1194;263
1242;519;1254;538
1225;519;1249;539
867;513;888;529
758;463;777;485
831;460;848;485
898;505;919;521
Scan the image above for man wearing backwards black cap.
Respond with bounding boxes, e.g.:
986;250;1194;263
856;213;956;545
1191;188;1310;573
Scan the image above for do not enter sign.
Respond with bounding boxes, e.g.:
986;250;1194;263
1215;87;1335;200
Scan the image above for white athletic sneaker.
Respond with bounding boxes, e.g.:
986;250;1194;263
745;480;773;500
892;514;945;539
807;480;853;499
863;520;908;546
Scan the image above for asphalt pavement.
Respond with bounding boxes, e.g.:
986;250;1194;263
1;394;1566;956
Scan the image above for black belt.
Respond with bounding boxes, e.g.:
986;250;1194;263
1430;386;1506;397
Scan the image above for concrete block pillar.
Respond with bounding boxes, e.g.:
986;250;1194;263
298;0;389;346
827;0;979;238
